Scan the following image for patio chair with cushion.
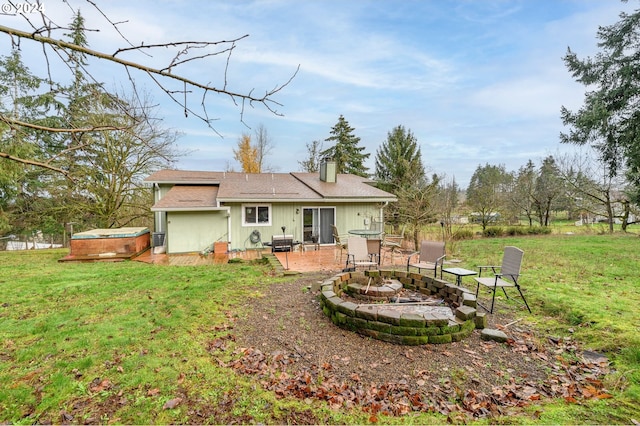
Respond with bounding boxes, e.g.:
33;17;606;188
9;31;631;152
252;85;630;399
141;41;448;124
346;236;378;270
474;246;531;314
331;225;348;262
407;240;445;276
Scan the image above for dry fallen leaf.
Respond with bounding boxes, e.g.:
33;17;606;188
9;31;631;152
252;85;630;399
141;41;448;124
163;397;182;410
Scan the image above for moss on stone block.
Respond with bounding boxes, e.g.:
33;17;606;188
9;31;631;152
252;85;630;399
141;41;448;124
424;314;449;327
429;334;453;344
336;301;357;316
377;309;402;326
322;305;331;317
364;270;380;277
394;270;408;278
461;319;476;333
334;311;347;325
325;296;343;311
331;313;340;325
377;332;404;344
379;269;394;277
357;328;379;340
415;326;440;336
440;323;461;334
401;335;429;345
346;316;368;330
321;282;334;291
390;325;417;336
474;312;487;329
451;328;473;342
366;320;392;334
399;313;426;328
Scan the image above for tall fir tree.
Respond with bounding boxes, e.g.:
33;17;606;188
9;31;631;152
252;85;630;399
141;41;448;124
374;125;425;193
0;48;62;237
561;7;640;206
321;115;369;177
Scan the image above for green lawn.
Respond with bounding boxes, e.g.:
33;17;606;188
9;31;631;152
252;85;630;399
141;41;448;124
0;234;639;424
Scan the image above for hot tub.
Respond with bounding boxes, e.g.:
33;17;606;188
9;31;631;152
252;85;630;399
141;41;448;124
66;227;151;260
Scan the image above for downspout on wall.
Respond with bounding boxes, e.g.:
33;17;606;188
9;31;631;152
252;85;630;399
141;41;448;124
153;183;163;233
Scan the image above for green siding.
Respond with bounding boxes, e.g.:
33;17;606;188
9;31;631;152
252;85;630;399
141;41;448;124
151;183;388;251
227;202;384;250
166;211;228;254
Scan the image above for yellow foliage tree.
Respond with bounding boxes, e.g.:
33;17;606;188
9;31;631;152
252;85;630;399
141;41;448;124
233;133;260;173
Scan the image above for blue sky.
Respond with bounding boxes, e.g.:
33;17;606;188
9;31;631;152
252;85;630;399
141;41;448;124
1;0;637;187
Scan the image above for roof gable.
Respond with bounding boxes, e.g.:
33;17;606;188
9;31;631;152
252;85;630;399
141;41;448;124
151;185;221;211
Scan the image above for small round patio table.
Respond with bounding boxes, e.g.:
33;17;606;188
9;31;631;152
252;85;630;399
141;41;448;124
348;229;382;238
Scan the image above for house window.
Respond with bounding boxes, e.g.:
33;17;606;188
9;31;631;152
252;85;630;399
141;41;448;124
243;204;271;226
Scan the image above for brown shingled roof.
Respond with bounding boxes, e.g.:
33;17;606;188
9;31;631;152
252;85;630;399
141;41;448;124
291;173;395;199
146;169;396;208
151;185;221;211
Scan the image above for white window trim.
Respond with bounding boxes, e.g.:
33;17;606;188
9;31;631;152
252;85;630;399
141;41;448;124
241;204;272;227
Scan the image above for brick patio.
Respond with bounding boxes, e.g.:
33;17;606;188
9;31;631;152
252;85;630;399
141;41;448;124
135;245;412;273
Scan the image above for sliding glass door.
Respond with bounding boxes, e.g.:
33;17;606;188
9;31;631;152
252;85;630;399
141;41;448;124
302;207;335;244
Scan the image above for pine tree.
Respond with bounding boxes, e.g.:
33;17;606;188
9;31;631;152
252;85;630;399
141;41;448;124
321;115;369;177
561;7;640;205
374;125;425;192
0;48;60;237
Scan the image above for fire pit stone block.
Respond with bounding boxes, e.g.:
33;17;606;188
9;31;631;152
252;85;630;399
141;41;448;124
319;270;481;345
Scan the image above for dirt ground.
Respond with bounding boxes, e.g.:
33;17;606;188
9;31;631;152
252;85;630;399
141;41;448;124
234;273;549;391
229;271;610;420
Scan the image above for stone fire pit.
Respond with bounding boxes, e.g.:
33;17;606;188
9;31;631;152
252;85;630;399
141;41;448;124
319;269;486;345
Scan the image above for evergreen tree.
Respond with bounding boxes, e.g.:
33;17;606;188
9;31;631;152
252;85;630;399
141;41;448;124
47;11;179;230
561;6;640;206
0;48;61;237
321;115;369;177
374;125;425;193
532;156;564;226
511;160;537;226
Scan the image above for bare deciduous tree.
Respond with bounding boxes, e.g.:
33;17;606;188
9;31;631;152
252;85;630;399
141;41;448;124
0;1;297;175
557;149;630;232
253;123;276;172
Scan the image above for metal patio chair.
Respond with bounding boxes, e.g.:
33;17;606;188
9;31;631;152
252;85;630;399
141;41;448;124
407;240;445;277
345;236;378;270
474;246;531;314
332;225;348;262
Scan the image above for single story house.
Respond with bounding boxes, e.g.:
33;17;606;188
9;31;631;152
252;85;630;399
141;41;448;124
144;161;397;254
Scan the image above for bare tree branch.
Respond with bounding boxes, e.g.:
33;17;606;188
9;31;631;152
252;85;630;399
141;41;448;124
0;114;127;133
0;24;296;115
0;150;70;177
